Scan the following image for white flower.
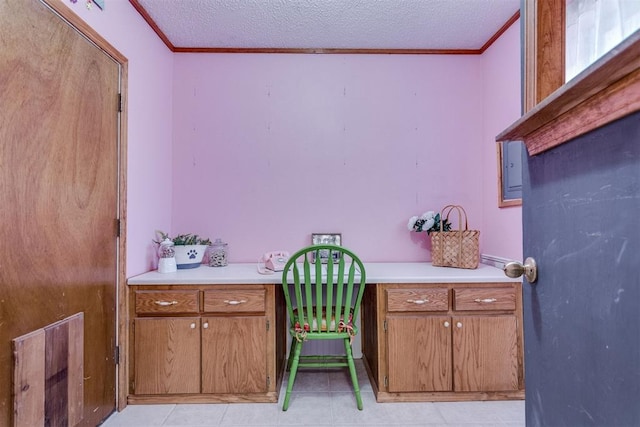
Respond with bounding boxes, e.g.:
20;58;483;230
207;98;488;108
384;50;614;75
409;209;450;234
423;218;435;231
407;216;419;231
421;211;435;221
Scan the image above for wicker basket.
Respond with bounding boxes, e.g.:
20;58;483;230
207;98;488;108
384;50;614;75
430;205;479;269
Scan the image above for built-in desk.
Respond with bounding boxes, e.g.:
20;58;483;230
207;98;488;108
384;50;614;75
127;262;516;285
127;263;523;403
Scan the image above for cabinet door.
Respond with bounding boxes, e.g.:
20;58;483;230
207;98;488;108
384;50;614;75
453;316;519;391
387;315;452;392
134;317;201;394
201;316;267;394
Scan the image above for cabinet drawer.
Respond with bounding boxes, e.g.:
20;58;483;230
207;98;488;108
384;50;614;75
135;290;200;314
454;287;516;311
203;289;266;313
386;288;449;312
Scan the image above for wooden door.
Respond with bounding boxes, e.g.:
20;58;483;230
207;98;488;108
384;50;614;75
452;316;519;392
386;316;451;392
134;318;201;394
522;112;640;426
0;0;121;425
202;316;267;394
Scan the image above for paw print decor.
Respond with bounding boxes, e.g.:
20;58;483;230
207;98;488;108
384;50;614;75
173;244;207;269
187;249;198;259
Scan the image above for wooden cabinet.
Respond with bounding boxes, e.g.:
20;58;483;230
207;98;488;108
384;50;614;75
202;316;267;394
452;315;518;392
201;288;268;394
362;282;524;402
128;284;286;404
387;315;451;392
134;317;201;394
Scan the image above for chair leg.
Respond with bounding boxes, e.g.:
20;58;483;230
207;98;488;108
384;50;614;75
286;336;298;372
283;339;303;411
344;338;363;410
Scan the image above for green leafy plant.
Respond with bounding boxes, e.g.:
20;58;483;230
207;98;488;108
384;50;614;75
155;230;211;246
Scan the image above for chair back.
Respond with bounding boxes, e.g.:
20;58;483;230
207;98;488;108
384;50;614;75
281;245;366;335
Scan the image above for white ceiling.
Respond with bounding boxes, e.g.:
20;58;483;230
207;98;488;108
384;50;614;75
133;0;521;51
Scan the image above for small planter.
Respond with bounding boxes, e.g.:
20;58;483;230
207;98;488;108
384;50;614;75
155;232;211;271
173;245;208;269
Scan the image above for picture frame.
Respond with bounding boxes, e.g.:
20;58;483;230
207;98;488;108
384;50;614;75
311;233;342;263
497;141;523;207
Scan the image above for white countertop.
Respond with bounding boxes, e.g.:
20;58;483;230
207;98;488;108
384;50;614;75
127;262;517;285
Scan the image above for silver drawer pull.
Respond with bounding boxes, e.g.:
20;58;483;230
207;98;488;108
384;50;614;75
154;300;178;306
474;298;497;303
407;298;429;304
224;299;247;305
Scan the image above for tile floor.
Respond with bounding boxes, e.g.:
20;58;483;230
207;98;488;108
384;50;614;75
102;360;525;427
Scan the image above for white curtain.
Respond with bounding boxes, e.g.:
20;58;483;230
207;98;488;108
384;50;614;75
566;0;640;81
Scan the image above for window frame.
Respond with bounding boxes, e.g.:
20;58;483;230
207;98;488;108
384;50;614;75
497;0;640;154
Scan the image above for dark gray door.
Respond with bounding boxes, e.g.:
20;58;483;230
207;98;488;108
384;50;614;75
522;111;640;426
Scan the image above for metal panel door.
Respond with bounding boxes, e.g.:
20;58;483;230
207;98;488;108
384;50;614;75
521;111;640;426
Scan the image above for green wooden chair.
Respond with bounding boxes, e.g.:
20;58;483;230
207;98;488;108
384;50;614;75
280;244;367;411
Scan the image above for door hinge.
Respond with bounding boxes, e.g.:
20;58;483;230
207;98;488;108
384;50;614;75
266;320;270;331
115;218;121;237
266;376;271;388
117;93;122;112
115;345;120;365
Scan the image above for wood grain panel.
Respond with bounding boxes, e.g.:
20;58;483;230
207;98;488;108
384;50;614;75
387;316;452;393
535;0;564;103
1;0;120;424
202;316;267;394
524;67;640;155
66;314;84;426
454;288;516;311
45;322;69;426
361;285;380;389
134;317;201;394
273;286;287;394
135;290;200;314
12;330;45;427
500;12;640;155
386;288;449;312
203;290;266;313
12;313;84;427
453;316;519;392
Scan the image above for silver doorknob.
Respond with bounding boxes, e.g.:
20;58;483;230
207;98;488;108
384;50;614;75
504;257;538;283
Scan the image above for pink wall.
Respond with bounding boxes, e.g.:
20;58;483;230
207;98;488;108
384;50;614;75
481;20;523;261
172;54;489;262
61;1;174;276
62;2;522;269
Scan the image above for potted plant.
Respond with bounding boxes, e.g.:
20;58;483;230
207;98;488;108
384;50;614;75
155;231;211;269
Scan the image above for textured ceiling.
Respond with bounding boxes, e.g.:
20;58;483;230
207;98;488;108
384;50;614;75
133;0;520;51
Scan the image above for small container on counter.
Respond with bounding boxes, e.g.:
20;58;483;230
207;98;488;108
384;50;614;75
208;238;228;267
157;238;177;273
